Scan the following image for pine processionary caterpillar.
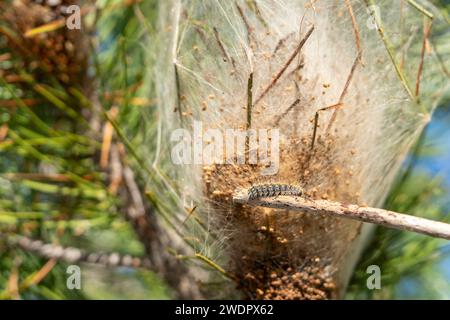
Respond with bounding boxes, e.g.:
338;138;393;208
247;184;303;200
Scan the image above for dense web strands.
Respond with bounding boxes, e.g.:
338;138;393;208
150;0;448;299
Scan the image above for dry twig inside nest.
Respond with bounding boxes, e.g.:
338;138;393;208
233;189;450;240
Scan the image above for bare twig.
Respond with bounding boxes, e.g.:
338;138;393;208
407;0;434;19
345;0;362;60
236;4;253;46
246;72;253;131
365;0;415;100
430;40;450;78
314;0;363;140
415;20;432;96
233;190;450;240
174;63;184;122
108;144;123;194
195;253;237;281
100;106;118;169
310;1;363;150
273;98;300;126
6;235;152;268
213;27;236;69
254;25;314;106
116;145;204;299
310;103;342;151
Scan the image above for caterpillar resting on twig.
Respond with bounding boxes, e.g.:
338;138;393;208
248;184;303;201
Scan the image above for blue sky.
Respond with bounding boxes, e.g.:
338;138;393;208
415;107;450;187
399;104;450;298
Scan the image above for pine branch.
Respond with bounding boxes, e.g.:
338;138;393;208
5;235;152;268
233;189;450;240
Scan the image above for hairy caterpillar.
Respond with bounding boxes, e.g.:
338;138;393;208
248;184;303;201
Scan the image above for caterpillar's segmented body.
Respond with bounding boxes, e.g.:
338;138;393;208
247;184;303;200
